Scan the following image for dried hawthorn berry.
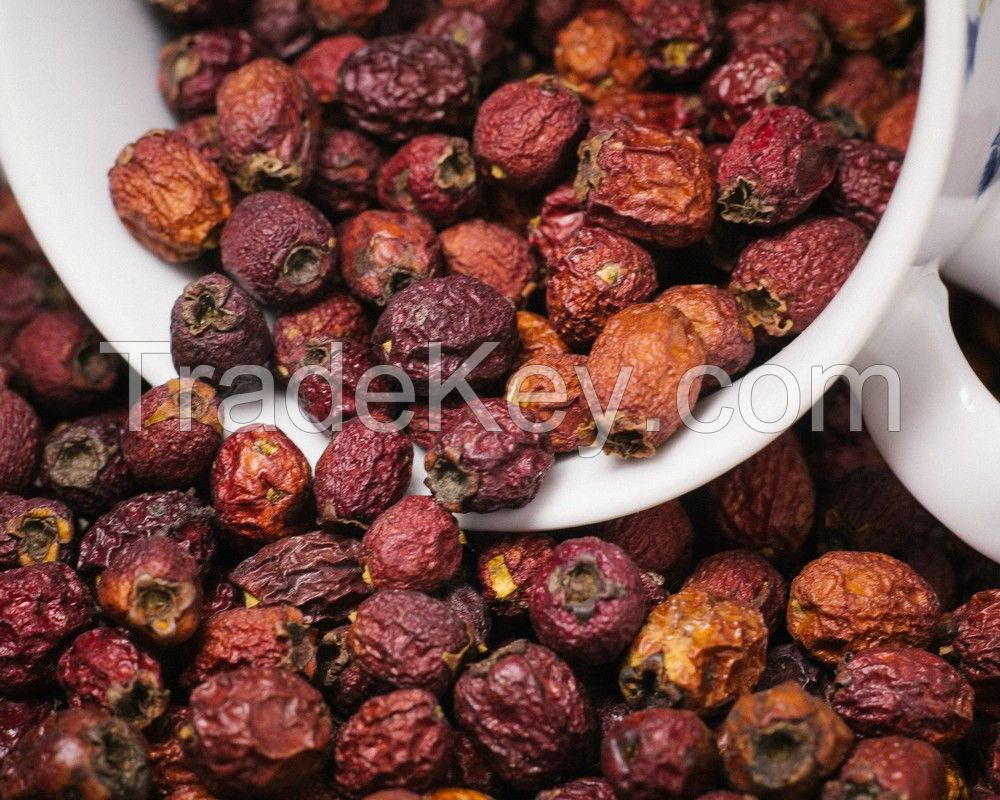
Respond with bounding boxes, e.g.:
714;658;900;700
374;275;517;393
506;352;594;453
538;778;616;800
787;550;940;665
629;0;720;80
221;191;336;309
547;225;656;349
210;424;311;543
575;122;715;248
417;9;504;68
182;666;333;798
584;302;706;458
334;688;453;796
756;643;827;696
440;219;538;307
0;563;93;694
379;135;480;228
875;92;917;153
729;217;868;338
109;128;232;262
10;310;118;411
339;35;479;143
474;74;586;191
901;540;956;612
725;2;829;82
620;588;768;713
272;290;370;382
718;682;852;798
515;310;569;365
216;57;319;192
178;112;224;166
683;549;787;632
438;0;525;29
146;706;215;800
250;0;317;59
442;582;491;655
230;531;370;624
183;604;317;687
821;736;947;800
830;647;973;746
148;0;244;27
824;139;902;235
57;628;169;730
78;490;215;576
454;639;593;790
0;494;74;568
0;707;150;800
307;128;383;219
0;389;41;493
314;418;413;527
310;0;388;31
121;378;223;489
0;697;51;763
170;273;273;386
707;432;815;558
159;28;258;119
806;0;917;51
425;398;554;513
528;536;645;665
815;54;901;139
316;624;382;714
718;106;838;226
361;495;463;592
948;590;1000;716
588;88;706;136
294;34;366;102
527;183;585;267
340;209;443;306
553;8;648;102
296;339;392;427
600;500;694;585
477;533;555;616
348;589;472;694
98;535;204;647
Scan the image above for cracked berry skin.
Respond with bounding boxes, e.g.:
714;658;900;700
601;708;718;800
506;351;593;453
816;54;901;139
825;138;902;235
373;275;518;394
97;535;204;647
683;549;787;632
56;628;169;730
182;666;333;799
441;219;539;307
528;536;645;665
601;500;694;585
348;589;473;695
477;533;555;616
718;106;838;227
338;34;480;143
527;182;585;268
0;707;151;800
0;696;51;763
294;34;366;103
829;647;974;746
0;494;75;569
424;398;554;513
0;562;93;694
821;736;947;800
221;191;337;309
334;688;453;797
454;639;594;791
314;418;413;528
272;290;371;381
627;0;720;80
474;74;586;191
361;495;463;592
0;389;41;494
307;128;383;219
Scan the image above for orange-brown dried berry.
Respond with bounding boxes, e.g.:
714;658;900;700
554;8;649;102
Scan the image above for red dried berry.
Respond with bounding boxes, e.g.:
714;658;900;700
273;290;371;381
294;34;366;102
756;643;828;696
725;2;829;82
0;494;75;569
441;581;491;655
805;0;917;51
821;736;947;800
0;389;41;494
506;351;594;453
825;138;902;235
296;339;392;427
683;549;787;631
0;697;51;763
951;590;1000;717
815;53;901;139
588;88;706;136
250;0;317;58
553;8;649;102
308;128;384;218
178;112;224;166
600;500;694;584
527;182;585;267
477;532;556;616
417;8;504;67
875;92;917;153
439;0;526;30
440;219;539;307
309;0;389;32
159;28;259;119
629;0;721;80
315;624;382;714
538;778;616;800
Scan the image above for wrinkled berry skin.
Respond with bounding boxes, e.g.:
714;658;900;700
529;537;645;665
109;128;232;262
575;123;714;249
210;424;312;543
757;643;827;696
308;128;383;219
374;275;518;393
273;290;371;381
78;490;215;575
10;310;118;411
0;494;75;569
442;582;491;656
335;688;453;797
825;139;902;235
230;531;370;624
121;379;223;489
630;0;720;79
787;551;940;665
0;563;93;694
178;112;224;165
441;219;538;307
309;0;388;32
589;88;706;136
816;54;901;139
362;496;463;592
0;707;150;800
718;682;852;798
159;28;258;119
183;666;334;799
314;418;413;527
821;736;947;800
378;135;481;228
0;697;51;763
454;639;594;790
554;8;648;102
250;0;317;59
418;8;504;67
718;107;838;226
601;500;694;585
538;778;616;800
296;340;389;427
294;34;366;103
340;209;443;306
683;550;787;632
474;75;586;191
528;183;585;267
216;57;320;192
221;191;336;308
316;624;381;715
56;628;169;730
425;398;554;513
725;2;829;81
348;589;472;694
806;0;917;51
953;590;1000;717
0;389;41;494
477;533;555;616
601;708;718;800
829;647;973;746
729;216;868;338
620;588;768;714
507;352;594;453
97;536;204;647
515;310;569;365
339;35;480;142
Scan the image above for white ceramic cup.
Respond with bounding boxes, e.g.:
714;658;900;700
0;1;995;546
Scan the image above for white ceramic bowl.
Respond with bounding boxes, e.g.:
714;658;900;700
0;0;996;543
